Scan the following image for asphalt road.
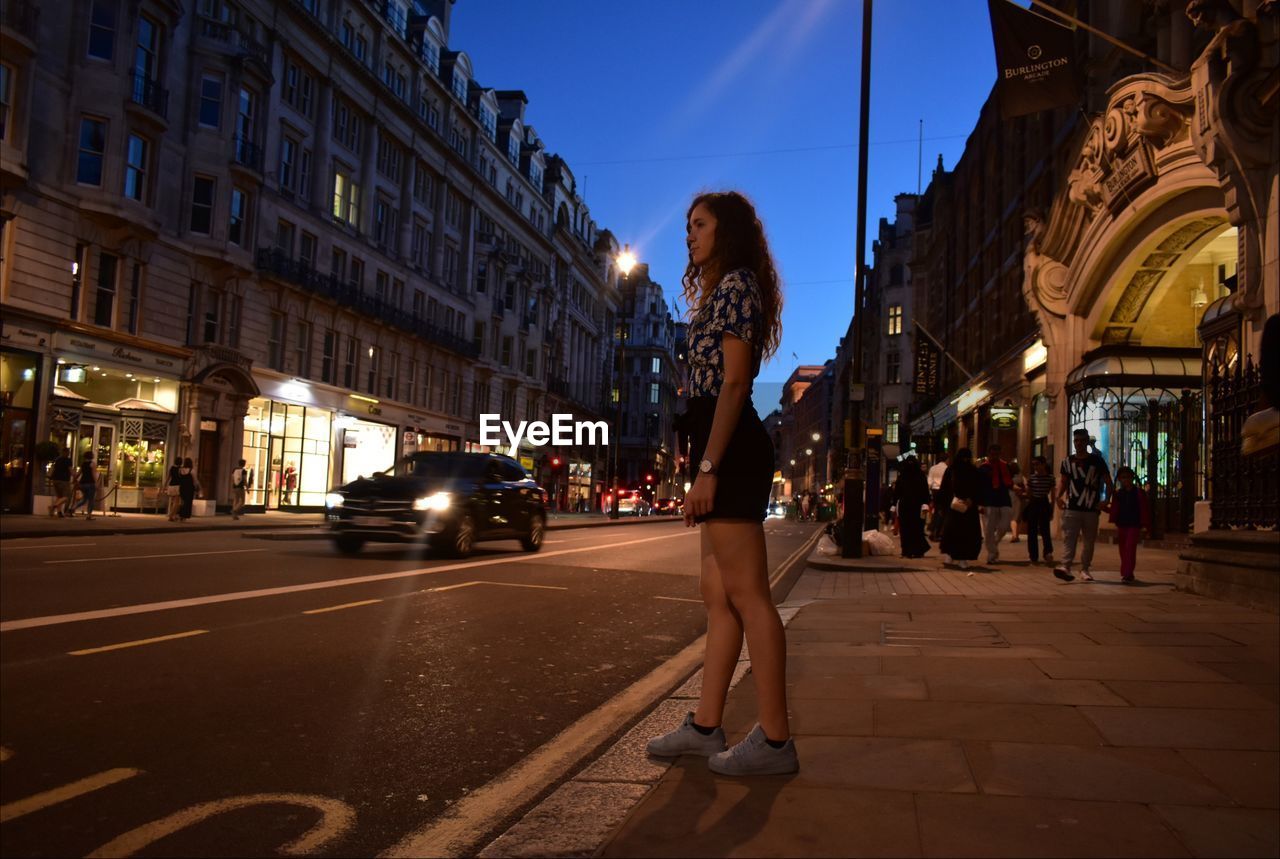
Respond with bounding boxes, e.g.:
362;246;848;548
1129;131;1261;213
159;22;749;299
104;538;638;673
0;519;816;857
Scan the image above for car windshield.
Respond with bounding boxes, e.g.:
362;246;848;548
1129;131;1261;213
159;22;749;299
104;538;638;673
407;454;488;479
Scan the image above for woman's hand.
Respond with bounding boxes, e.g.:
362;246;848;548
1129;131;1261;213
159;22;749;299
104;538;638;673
683;474;717;527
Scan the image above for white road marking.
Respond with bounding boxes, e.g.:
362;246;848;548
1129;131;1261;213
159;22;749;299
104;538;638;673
2;543;99;551
427;582;483;593
654;595;702;603
86;793;356;858
45;548;267;565
2;531;690;633
473;581;567;591
69;630;209;656
0;768;141;823
302;599;382;615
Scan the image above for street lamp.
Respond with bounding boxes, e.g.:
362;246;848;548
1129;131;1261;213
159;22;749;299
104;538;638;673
611;245;637;519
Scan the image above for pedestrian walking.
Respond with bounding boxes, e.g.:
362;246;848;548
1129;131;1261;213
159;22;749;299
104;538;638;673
799;491;811;522
939;447;982;570
1109;466;1151;584
48;447;73;518
178;457;199;521
927;452;950;541
1009;463;1026;542
647;190;796;776
978;443;1015;564
894;456;931;558
166;461;182;521
1053;428;1114;582
72;453;97;520
231;459;248;519
1019;455;1055;565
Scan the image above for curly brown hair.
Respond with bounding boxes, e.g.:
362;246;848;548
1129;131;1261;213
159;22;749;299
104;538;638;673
682;191;783;362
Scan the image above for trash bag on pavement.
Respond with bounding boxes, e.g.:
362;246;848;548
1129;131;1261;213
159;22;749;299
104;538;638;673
862;529;896;556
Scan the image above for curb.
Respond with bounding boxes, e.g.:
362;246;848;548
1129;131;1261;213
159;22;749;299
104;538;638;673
471;527;824;858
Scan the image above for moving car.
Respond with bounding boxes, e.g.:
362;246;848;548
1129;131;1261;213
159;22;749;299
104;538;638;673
325;452;546;558
654;497;682;515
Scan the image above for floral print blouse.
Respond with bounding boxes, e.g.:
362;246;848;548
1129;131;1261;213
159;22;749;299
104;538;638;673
686;268;763;398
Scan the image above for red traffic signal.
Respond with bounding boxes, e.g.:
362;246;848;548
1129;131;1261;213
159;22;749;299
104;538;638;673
646;474;653;482
551;457;562;468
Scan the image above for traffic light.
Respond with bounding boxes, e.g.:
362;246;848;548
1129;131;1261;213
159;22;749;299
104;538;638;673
646;474;653;482
551;456;562;469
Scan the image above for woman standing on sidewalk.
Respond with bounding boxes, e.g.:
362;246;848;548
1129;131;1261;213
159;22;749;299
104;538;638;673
177;457;199;521
646;191;796;776
939;448;982;570
894;456;931;558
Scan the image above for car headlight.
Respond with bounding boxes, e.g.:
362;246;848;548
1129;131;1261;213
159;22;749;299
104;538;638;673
413;491;451;512
325;493;345;508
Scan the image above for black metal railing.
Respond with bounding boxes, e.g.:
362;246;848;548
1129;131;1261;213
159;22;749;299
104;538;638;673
256;249;479;359
233;136;263;172
129;73;169;119
1209;355;1278;530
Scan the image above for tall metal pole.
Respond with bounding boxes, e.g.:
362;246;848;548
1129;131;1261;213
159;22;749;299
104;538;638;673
842;0;873;558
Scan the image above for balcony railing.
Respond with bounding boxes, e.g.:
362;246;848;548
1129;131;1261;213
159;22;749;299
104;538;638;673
256;249;479;359
198;16;270;66
233;136;263;173
1208;355;1278;530
129;73;169;120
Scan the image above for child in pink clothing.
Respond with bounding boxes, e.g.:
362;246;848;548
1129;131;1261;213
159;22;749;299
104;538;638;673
1108;466;1151;583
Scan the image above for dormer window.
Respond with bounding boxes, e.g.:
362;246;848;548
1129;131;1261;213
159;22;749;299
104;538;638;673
479;106;496;141
451;70;467;102
507;135;519;166
421;40;440;74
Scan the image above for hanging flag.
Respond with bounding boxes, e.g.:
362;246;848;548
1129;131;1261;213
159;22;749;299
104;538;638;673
988;0;1081;119
913;335;940;398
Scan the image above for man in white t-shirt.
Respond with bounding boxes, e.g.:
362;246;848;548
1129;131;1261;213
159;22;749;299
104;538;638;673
926;452;950;540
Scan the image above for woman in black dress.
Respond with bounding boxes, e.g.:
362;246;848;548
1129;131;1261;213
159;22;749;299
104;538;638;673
645;191;796;777
940;447;983;569
177;457;198;521
894;456;931;558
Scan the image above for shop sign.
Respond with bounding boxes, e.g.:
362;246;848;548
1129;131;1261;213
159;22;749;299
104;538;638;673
1022;339;1047;373
54;332;180;372
913;338;941;397
1102;145;1155;211
1;323;49;349
991;404;1019;428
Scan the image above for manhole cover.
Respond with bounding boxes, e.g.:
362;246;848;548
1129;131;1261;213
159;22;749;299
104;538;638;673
881;622;1008;647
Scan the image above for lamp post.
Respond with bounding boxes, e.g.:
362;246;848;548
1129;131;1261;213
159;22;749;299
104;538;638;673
612;245;637;519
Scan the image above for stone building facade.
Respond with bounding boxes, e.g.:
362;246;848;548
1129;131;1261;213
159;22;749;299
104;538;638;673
0;0;625;514
864;193;917;475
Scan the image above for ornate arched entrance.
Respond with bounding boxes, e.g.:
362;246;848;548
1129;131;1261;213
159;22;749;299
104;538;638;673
182;348;260;511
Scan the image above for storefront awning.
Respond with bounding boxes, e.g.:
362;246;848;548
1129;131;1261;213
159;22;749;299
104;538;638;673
1066;351;1202;391
52;385;90;403
112;397;177;415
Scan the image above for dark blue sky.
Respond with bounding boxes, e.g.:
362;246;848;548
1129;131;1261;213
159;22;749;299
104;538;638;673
451;0;1007;384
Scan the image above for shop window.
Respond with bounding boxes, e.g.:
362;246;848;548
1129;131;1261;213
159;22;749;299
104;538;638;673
118;417;168;490
243;398;331;509
91;251;118;328
77;118;107;186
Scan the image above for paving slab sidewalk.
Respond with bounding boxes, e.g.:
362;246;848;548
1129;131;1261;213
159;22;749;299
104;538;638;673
485;534;1279;858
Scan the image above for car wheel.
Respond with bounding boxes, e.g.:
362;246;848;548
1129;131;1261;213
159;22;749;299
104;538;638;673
521;512;545;552
451;513;476;558
334;534;364;555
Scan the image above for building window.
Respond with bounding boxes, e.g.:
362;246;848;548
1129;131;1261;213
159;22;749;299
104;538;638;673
650;382;660;404
294;320;312;377
228;187;248;246
0;64;12;142
88;0;116;60
332;171;359;227
123;134;148;202
199;74;223;128
501;336;512;367
226;293;242;347
92;251;118;327
234;87;255;160
203;288;222;343
343;338;359;389
321;329;338;384
266;311;285;370
885;407;900;444
474;260;487;293
125;261;141;335
279;135;297;190
299;232;317;267
275;219;295;255
190;175;216;234
298;149;312;203
411;220;430;270
886;351;901;384
651;356;660;375
888;304;903;335
385;353;397;399
365;346;380;394
77;118;107;185
443;243;459;289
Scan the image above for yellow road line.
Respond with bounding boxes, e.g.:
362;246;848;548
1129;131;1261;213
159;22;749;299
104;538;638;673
654;595;702;603
427;582;483;593
69;629;208;656
472;581;568;591
0;768;141;823
302;599;383;615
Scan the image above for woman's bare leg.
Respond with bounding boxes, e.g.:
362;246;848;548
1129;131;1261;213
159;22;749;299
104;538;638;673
705;519;790;740
695;525;743;727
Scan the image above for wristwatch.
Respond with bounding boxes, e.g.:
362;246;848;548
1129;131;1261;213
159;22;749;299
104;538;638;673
699;458;716;475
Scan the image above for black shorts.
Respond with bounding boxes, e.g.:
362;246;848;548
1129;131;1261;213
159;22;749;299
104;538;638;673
679;396;774;523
